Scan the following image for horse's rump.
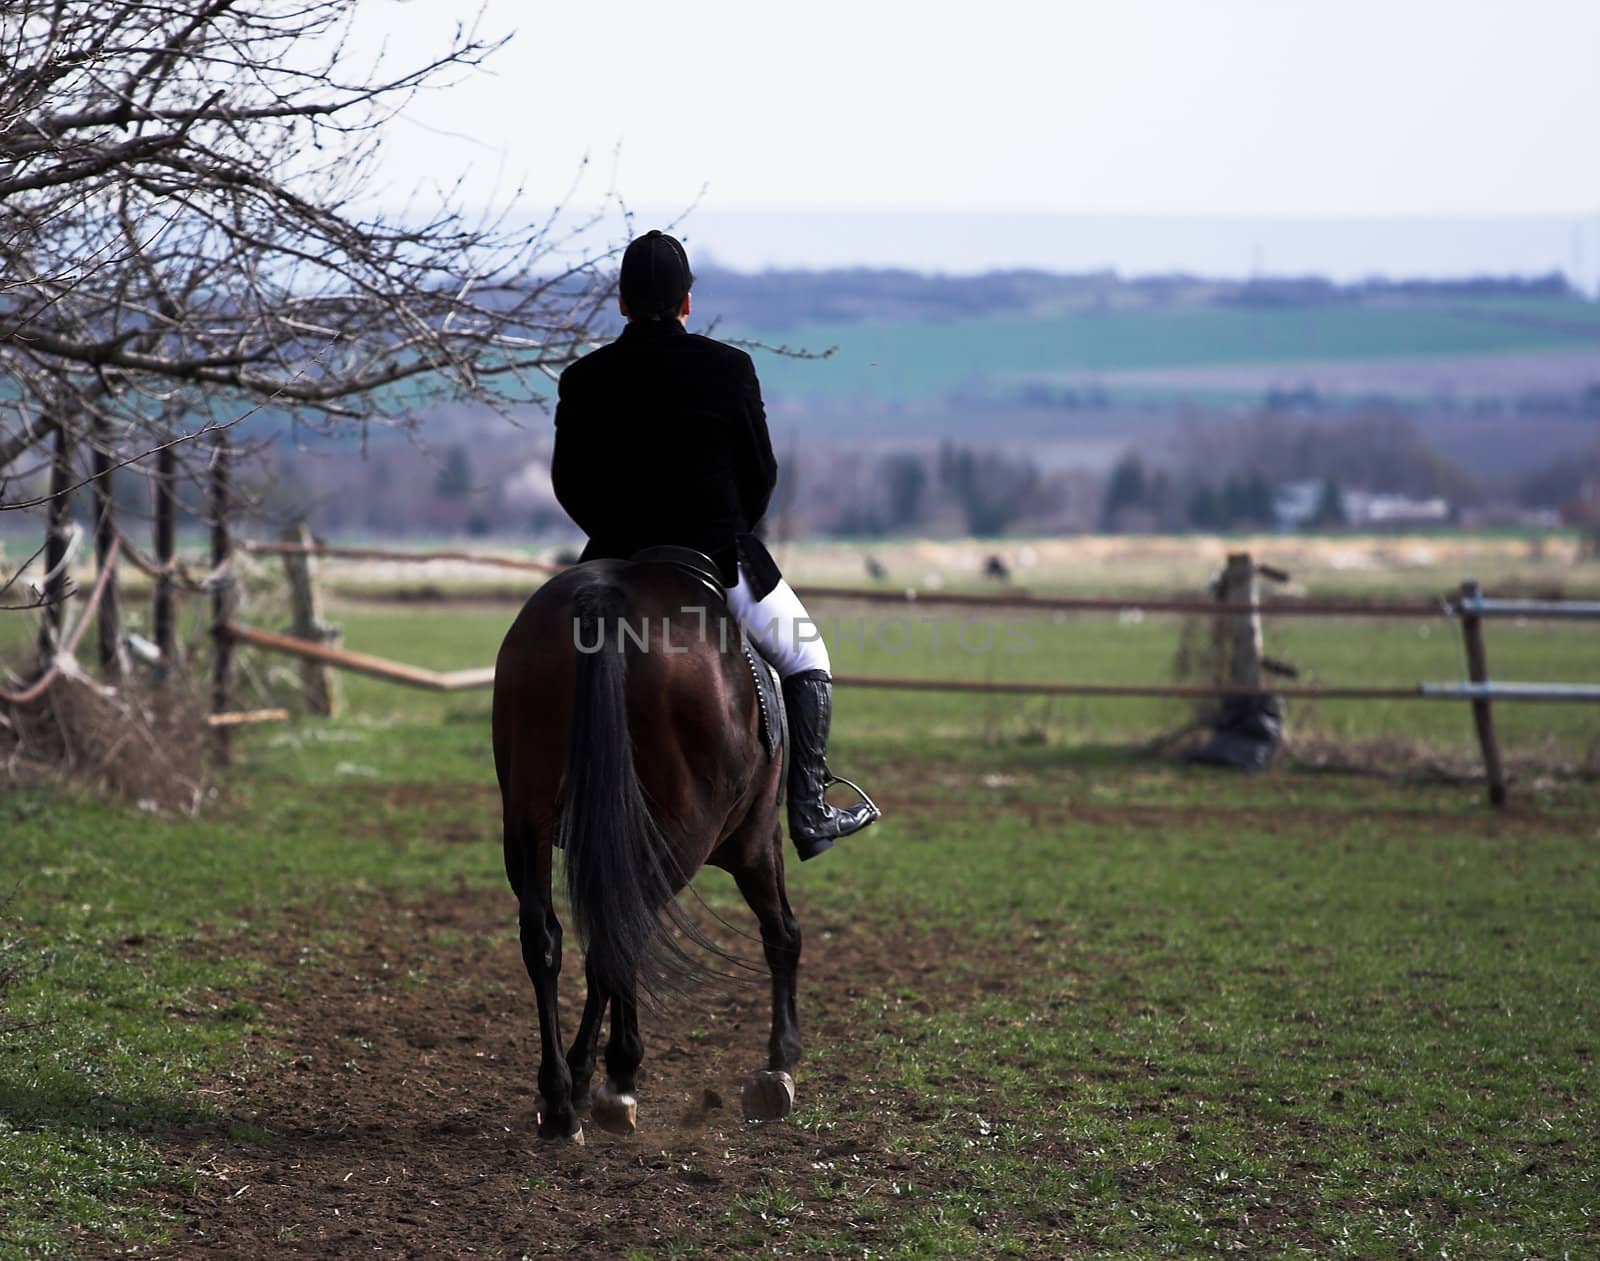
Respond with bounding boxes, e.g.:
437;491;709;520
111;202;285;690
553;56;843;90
493;560;772;998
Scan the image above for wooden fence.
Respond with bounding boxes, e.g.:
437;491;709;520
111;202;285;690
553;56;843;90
7;502;1594;803
207;542;1599;807
0;433;284;752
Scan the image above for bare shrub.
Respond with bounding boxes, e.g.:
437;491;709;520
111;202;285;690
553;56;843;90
1;676;212;815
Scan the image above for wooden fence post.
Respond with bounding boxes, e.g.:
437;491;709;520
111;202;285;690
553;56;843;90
280;522;342;716
1220;552;1263;691
210;434;235;761
152;443;179;683
1459;579;1507;807
92;418;128;682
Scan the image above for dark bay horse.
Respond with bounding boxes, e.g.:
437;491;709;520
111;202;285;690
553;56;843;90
492;557;802;1142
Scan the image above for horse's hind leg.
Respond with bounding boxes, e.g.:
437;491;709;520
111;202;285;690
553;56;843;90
591;989;643;1136
512;825;581;1142
733;823;803;1121
565;958;608;1114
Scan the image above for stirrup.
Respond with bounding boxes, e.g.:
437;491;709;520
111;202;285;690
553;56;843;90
826;773;880;818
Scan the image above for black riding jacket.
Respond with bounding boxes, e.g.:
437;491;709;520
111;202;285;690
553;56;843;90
551;319;781;594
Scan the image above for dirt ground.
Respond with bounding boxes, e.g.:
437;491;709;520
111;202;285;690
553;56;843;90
130;777;1595;1257
141;884;998;1259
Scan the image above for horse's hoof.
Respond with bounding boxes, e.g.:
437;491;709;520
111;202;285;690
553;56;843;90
537;1116;584;1145
592;1081;638;1136
742;1070;796;1122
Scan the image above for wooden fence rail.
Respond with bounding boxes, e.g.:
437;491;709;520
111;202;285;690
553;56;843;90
223;622;494;692
240;541;563;575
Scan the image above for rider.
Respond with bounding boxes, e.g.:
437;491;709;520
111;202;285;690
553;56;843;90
550;229;880;861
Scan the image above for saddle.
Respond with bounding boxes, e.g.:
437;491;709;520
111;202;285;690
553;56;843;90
627;546;785;774
628;544;724;605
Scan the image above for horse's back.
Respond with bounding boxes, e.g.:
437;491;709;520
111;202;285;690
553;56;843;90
492;560;759;837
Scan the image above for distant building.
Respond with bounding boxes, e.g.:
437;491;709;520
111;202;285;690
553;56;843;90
1273;480;1325;529
1457;504;1562;529
1274;480;1450;530
1343;491;1451;528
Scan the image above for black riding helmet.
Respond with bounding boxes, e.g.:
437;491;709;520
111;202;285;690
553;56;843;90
619;229;693;320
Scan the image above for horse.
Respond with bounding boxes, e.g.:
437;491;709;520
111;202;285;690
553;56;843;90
491;554;802;1142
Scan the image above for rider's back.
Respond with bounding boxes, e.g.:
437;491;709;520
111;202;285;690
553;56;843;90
552;323;774;580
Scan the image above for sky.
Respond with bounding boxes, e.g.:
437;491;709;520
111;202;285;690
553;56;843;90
350;0;1600;280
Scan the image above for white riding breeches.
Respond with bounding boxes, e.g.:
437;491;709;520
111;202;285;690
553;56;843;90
726;568;831;678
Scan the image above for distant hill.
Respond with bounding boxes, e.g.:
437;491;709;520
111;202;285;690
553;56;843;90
705;284;1600;410
692;264;1580;331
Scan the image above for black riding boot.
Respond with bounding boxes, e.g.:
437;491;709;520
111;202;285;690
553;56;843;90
781;669;880;861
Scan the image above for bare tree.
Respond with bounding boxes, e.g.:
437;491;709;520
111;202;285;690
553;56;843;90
0;0;616;504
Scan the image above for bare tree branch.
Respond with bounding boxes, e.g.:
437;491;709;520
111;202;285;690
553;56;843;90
1;0;616;507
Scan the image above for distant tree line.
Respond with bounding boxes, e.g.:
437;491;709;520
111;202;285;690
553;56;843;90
1092;410;1484;533
1100;456;1285;533
1517;442;1600;509
691;264;1582;331
695;266;1113;332
831;444;1054;539
1220;272;1576;308
159;398;1572;543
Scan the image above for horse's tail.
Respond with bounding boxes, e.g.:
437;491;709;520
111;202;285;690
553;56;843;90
556;580;697;1000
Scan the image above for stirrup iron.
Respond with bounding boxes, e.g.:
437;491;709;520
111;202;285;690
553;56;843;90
826;773;879;817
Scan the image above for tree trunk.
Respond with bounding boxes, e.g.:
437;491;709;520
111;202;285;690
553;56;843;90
92;418;128;681
36;425;75;667
153;442;178;682
209;434;234;762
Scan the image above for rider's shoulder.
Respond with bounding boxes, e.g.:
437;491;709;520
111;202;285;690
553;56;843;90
560;339;620;382
683;331;754;370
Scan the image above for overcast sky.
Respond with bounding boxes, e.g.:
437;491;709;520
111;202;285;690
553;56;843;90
352;1;1600;276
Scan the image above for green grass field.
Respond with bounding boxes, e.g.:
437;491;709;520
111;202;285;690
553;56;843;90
2;590;1598;1256
733;295;1600;404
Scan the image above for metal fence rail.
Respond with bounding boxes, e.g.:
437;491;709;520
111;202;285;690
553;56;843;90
837;676;1600;703
1419;681;1600;702
1457;597;1600;620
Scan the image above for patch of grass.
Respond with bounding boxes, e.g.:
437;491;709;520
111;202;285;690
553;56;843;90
791;789;1600;1257
0;735;505;1254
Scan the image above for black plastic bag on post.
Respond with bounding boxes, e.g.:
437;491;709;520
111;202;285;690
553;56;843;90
1188;694;1284;772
